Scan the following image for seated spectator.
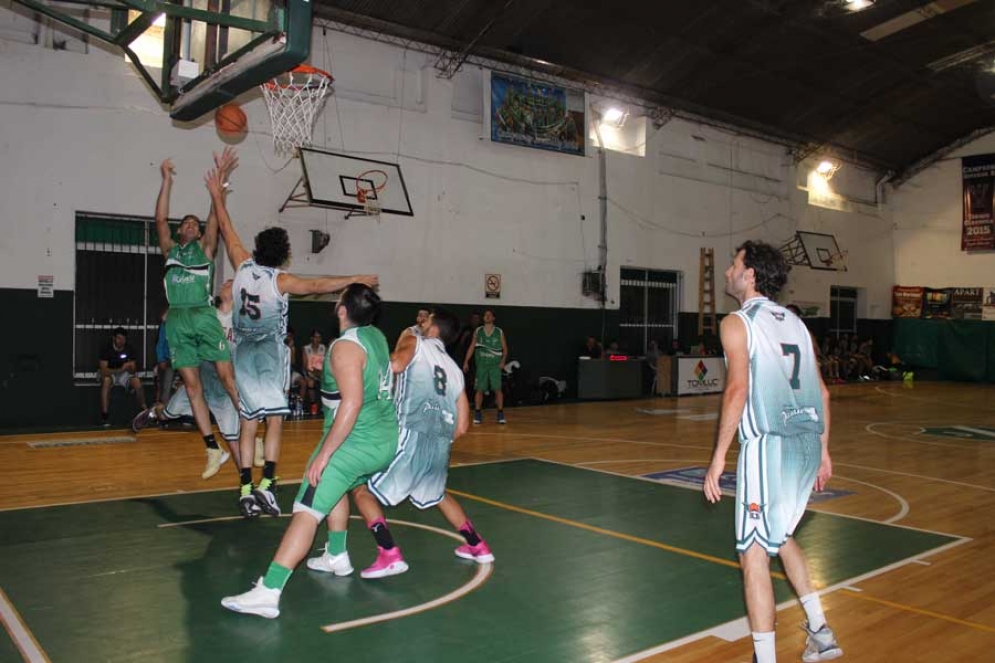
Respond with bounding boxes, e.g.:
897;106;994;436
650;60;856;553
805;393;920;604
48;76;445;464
155;309;174;405
605;339;621;355
667;339;683;356
819;336;841;383
580;335;603;359
99;327;147;427
302;328;327;411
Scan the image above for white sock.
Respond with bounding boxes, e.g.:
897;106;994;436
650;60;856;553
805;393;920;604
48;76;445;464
752;630;776;663
800;592;826;631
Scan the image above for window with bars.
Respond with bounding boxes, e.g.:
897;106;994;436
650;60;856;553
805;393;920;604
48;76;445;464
829;286;858;335
618;268;681;354
74;213;179;382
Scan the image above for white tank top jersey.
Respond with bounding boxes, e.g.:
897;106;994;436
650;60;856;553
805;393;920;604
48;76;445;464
232;259;288;340
730;297;824;441
217;308;236;349
395;336;465;439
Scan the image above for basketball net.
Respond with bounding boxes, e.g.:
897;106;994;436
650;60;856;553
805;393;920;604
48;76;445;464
260;65;333;156
826;251;848;272
356;188;382;219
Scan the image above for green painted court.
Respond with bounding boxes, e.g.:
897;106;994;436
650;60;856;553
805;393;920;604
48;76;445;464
0;459;961;662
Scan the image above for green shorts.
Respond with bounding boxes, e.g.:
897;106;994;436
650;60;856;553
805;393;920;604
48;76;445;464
293;434;398;521
165;306;230;369
474;360;502;393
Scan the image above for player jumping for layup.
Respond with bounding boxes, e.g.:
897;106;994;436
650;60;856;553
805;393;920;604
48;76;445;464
205;160;377;517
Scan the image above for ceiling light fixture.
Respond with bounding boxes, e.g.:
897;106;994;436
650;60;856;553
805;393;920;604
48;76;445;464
815;159;841;180
845;0;875;11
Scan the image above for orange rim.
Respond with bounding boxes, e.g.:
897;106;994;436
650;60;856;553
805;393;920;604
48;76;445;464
355;169;389;202
264;65;334;89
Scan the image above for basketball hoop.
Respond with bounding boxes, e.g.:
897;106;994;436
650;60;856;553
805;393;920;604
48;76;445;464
354;169;389;219
825;250;849;272
260;65;334;155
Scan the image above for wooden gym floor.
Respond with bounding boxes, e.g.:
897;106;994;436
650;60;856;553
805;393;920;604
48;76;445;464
1;380;994;662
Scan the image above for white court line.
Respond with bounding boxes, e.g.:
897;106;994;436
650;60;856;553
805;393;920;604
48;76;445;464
158;514;493;634
322;563;493;633
0;585;49;663
953;425;995;439
575;460;910;526
835;461;995;494
865;422;989;450
538;456;961;539
610;536;971;663
872;385;994;409
0;458;522;512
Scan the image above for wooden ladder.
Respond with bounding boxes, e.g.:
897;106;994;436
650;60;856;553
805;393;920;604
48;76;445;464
698;247;717;337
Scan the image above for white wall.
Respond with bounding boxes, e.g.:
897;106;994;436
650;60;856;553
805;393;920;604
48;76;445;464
891;132;995;288
0;10;894;317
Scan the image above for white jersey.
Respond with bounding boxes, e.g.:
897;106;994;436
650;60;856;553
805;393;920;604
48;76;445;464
232;259;287;341
730;297;824;441
217;308;236;349
395;336;465;439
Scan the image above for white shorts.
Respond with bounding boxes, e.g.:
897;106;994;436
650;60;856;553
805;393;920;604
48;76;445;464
234;336;290;420
367;428;452;509
104;371;136;389
735;433;821;556
163;361;240;442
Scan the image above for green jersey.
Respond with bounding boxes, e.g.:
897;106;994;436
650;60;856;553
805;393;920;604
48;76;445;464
321;325;398;446
164;241;213;308
474;326;504;364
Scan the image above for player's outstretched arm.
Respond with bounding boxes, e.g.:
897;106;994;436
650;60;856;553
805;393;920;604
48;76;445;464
499;329;509;370
204;166;250;269
155;159;176;257
462;329;476;372
389;334;417;374
306;341;365;487
276;273;379;297
704;314;749;504
201;147;238;259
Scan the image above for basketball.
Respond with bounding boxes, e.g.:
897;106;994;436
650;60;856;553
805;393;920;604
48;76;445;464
215;103;247;137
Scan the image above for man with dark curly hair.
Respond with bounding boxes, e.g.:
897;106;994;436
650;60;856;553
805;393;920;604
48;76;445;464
703;241;841;663
206;158;378;517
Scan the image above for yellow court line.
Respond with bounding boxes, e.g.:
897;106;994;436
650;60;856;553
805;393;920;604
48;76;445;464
447;488;787;579
841;589;995;635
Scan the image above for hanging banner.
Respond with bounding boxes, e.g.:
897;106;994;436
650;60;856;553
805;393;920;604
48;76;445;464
961;154;995;252
984;288;995;321
950;288;983;320
923;288;952;319
490;73;585;156
892;286;924;318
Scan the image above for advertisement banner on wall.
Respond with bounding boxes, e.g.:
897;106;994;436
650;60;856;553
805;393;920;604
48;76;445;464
984;288;995;321
892;286;924;318
950;288;983;320
490;73;585;156
923;288;952;318
961;154;995;252
676;357;726;396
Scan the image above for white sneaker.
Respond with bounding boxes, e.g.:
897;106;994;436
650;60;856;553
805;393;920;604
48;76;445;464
802;622;843;662
202;448;230;480
254;436;265;467
221;578;281;619
306;546;354;576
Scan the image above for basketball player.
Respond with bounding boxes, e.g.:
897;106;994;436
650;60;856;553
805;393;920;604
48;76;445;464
221;284;398;618
132;281;246;488
205;164;378;518
462;308;508;424
703;242;841;663
306;307;493;580
155;148;241;479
